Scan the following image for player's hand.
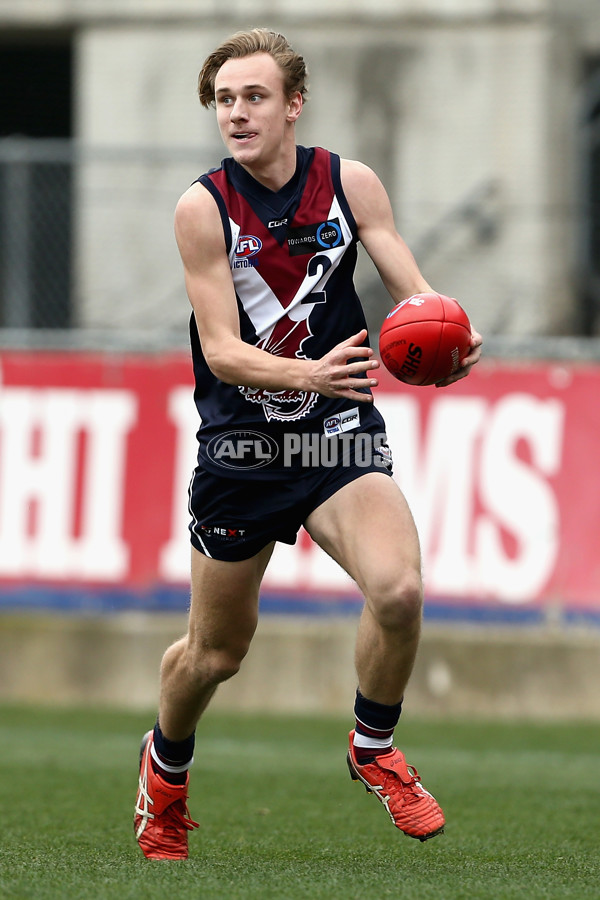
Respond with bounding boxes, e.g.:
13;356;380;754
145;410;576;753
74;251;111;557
435;328;483;388
308;329;379;401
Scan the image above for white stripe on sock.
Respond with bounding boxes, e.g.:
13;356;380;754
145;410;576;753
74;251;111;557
150;741;194;774
353;732;393;750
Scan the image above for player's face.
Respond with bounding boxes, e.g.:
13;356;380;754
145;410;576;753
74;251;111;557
214;53;302;174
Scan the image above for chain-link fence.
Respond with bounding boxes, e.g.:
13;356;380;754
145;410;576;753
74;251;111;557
0;140;72;329
0;137;218;347
2;136;600;357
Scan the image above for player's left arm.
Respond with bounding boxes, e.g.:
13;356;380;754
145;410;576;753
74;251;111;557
340;158;482;385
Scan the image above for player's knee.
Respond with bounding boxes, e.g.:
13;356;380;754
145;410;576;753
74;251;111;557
185;640;249;687
370;571;423;632
206;650;244;684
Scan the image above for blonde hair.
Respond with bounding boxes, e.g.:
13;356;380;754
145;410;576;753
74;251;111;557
198;28;308;108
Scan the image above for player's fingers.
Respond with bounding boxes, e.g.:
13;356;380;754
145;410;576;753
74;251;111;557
342;328;369;346
336;346;374;367
470;329;483;349
336;329;372;355
460;335;483;368
339;387;375;402
435;365;469;389
335;372;378;390
345;359;379;376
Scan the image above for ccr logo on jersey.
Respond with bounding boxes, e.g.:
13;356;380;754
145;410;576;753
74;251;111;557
207;430;279;469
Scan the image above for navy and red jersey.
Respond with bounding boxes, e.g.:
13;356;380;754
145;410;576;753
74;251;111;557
190;145;386;477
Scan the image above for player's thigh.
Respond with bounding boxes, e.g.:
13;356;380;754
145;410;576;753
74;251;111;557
188;542;274;651
304;472;421;600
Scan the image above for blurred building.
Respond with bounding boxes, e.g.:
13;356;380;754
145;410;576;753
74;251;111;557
0;0;599;340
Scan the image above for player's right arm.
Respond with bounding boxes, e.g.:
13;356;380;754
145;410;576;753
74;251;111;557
174;182;379;402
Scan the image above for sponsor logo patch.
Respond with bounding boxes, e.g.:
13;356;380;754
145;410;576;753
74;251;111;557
323;406;361;436
200;524;247;540
374;440;393;471
287;218;343;257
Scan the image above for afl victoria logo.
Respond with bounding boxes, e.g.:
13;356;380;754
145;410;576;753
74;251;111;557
207;430;279;469
235;235;262;258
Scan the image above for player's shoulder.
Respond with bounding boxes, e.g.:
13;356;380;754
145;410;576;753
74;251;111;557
340;158;382;190
174;181;228;262
339;158;391;224
176;180;215;216
175;181;221;236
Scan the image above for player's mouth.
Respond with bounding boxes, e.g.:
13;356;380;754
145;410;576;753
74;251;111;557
232;132;257;143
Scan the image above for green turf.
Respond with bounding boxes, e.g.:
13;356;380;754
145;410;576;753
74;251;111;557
0;704;598;899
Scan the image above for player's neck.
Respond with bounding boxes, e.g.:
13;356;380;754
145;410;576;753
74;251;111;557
240;143;298;193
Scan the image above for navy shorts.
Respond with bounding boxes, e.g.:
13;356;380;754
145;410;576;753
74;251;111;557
188;431;393;561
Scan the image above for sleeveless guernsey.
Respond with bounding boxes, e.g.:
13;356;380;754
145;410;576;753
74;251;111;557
190;145;386;478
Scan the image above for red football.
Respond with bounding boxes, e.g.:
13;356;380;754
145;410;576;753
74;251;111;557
379;292;471;386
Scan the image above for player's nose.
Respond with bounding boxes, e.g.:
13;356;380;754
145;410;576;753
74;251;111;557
230;98;248;121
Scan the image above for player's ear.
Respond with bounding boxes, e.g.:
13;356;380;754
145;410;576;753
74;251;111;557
286;91;303;123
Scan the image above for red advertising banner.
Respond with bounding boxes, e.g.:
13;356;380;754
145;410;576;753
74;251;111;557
0;351;598;619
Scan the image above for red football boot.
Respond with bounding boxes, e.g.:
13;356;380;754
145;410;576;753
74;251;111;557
134;731;199;860
347;730;445;841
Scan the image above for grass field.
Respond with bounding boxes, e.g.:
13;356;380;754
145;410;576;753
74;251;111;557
0;704;598;900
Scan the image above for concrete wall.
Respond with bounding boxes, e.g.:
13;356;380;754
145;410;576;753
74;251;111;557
0;0;555;23
2;613;599;721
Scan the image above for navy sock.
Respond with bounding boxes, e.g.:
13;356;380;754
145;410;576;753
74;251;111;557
151;721;195;785
353;689;403;764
